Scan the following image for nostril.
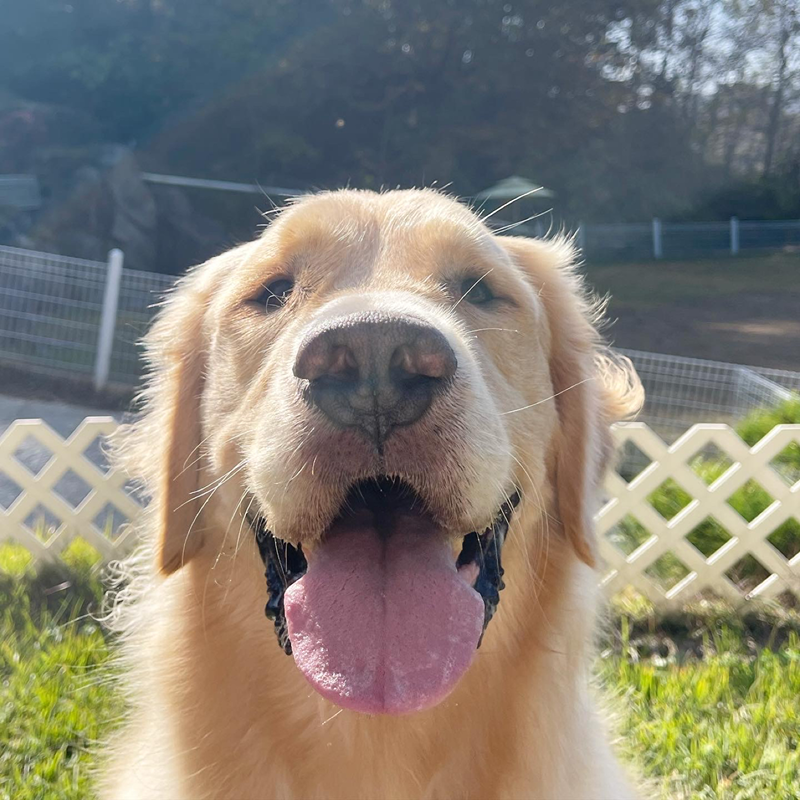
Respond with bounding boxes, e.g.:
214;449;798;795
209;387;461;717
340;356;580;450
294;342;359;382
390;340;457;382
326;346;359;381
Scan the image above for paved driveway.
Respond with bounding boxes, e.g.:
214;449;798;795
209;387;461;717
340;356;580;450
0;394;122;514
0;394;118;438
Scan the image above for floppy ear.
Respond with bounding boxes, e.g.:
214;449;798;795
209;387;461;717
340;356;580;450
142;269;213;574
119;247;249;575
500;236;643;568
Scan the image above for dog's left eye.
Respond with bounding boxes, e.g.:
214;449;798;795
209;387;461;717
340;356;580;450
255;278;295;311
459;276;496;305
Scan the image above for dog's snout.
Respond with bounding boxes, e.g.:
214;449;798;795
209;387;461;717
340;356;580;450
294;312;457;444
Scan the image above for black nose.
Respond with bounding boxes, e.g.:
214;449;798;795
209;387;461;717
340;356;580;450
294;312;457;446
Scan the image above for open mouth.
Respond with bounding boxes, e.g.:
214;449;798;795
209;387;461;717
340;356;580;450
251;478;520;715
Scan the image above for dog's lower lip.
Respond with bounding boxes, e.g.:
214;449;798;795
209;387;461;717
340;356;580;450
251;482;520;656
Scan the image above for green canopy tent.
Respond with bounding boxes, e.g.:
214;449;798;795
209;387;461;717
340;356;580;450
474;176;555;226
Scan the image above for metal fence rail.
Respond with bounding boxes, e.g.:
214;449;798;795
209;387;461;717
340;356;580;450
573;217;800;261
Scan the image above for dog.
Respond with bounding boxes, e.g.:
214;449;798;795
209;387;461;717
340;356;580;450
100;188;643;799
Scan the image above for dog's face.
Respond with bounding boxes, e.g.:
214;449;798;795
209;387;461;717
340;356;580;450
130;189;640;716
209;190;552;544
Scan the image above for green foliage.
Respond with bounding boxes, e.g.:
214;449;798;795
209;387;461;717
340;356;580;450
0;0;708;221
689;174;800;222
737;396;800;484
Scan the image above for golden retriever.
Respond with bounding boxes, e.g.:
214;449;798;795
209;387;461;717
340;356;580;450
100;189;643;799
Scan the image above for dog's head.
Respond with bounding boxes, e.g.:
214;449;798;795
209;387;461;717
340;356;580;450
124;189;641;715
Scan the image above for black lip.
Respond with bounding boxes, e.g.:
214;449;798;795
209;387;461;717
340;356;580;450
249;487;521;656
251;517;305;655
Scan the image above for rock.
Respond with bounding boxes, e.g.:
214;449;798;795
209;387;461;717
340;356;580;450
152;186;228;272
107;148;157;271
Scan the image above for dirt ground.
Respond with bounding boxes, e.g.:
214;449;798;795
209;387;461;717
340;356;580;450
585;254;800;370
607;292;800;369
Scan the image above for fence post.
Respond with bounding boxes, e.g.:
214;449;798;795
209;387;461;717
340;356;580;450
94;249;124;391
577;221;587;255
730;216;740;255
652;217;663;259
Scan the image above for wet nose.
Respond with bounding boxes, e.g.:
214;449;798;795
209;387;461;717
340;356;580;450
293;312;457;446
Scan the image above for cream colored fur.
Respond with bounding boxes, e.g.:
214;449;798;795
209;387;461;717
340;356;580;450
99;189;643;800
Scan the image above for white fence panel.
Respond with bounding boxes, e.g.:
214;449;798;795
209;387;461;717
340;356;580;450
599;423;800;610
1;418;798;612
0;418;140;563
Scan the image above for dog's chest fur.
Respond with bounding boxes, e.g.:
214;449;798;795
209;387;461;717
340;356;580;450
101;550;635;800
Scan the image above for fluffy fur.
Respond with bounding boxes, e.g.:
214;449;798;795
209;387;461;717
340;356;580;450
99;189;644;800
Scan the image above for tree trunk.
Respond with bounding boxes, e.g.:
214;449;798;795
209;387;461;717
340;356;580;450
763;24;790;176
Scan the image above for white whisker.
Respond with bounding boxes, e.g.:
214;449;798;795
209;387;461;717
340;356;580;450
500;379;592;416
466;327;520;335
481;187;545;222
452;268;494;309
493;208;553;235
321;708;344;726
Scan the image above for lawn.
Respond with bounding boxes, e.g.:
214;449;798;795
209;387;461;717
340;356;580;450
0;544;120;800
584;253;800;308
583;253;800;369
2;548;800;800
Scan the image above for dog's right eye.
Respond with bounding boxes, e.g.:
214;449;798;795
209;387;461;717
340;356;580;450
254;278;295;312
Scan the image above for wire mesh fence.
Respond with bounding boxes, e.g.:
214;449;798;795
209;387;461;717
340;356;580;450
0;245;172;387
0;245;107;378
660;222;730;259
621;349;800;441
580;222;654;261
0;245;797;434
110;267;173;384
739;220;800;251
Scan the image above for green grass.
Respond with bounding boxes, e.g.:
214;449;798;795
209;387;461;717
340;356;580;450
0;545;120;800
2;546;799;799
584;253;800;308
600;608;800;799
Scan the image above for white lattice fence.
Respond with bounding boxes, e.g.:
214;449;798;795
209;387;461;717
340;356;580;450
0;417;140;563
1;418;798;611
599;423;800;609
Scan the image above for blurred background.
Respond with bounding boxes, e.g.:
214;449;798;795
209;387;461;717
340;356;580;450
0;3;799;799
2;0;799;270
1;0;799;416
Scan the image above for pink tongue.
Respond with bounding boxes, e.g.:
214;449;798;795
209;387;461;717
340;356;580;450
284;518;484;715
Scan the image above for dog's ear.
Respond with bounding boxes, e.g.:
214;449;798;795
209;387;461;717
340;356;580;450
499;236;643;567
120;246;250;575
